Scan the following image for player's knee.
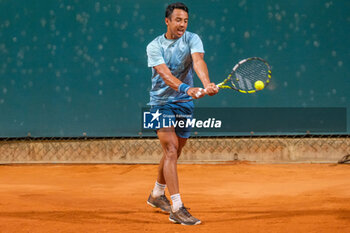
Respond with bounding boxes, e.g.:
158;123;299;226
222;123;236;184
164;144;178;160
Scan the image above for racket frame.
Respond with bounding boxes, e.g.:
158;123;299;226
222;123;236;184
217;57;272;93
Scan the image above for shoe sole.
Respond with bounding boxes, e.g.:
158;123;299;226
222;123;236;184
147;201;170;213
147;201;157;208
169;217;201;225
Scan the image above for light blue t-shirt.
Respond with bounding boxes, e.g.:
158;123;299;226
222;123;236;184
146;31;205;106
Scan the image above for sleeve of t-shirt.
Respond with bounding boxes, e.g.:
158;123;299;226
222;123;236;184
146;41;165;67
189;33;205;54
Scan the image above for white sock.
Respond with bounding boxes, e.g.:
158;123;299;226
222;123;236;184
170;193;183;212
152;181;166;197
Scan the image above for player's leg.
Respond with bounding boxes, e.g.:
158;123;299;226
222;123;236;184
156;105;191;196
157;127;180;195
168;134;201;225
148;102;200;224
151;134;186;204
177;136;187;158
167;103;200;225
147;104;176;213
147;126;179;213
156;132;187;185
156;129;186;214
156;155;166;184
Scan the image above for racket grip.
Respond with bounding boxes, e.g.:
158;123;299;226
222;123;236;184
195;88;207;98
194;85;220;98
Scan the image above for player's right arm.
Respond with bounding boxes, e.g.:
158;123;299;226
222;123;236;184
147;40;204;99
153;64;205;99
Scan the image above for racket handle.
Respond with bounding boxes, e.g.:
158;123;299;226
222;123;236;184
195;88;207;98
194;85;219;98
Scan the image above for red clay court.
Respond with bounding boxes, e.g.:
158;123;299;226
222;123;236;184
1;163;349;233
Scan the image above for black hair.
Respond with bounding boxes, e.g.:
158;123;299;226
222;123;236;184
165;2;189;19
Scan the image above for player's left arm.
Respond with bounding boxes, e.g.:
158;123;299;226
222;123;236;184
192;52;218;96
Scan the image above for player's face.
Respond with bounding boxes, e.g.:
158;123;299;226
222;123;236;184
165;9;188;39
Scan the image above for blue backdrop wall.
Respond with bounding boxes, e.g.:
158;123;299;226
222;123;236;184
0;0;349;137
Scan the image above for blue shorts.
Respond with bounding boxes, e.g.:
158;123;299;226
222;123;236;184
150;101;194;138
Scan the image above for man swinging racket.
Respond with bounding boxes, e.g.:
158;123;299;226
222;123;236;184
145;2;218;225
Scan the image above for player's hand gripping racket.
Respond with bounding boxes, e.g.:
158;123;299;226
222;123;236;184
195;57;272;97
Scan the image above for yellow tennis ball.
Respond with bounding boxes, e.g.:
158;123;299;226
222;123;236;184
254;80;264;90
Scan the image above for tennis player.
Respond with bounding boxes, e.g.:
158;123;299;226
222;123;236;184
146;2;218;225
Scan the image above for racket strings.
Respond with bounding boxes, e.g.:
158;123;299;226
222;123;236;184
232;60;269;91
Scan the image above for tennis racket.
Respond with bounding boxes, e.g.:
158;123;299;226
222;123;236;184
196;57;272;97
